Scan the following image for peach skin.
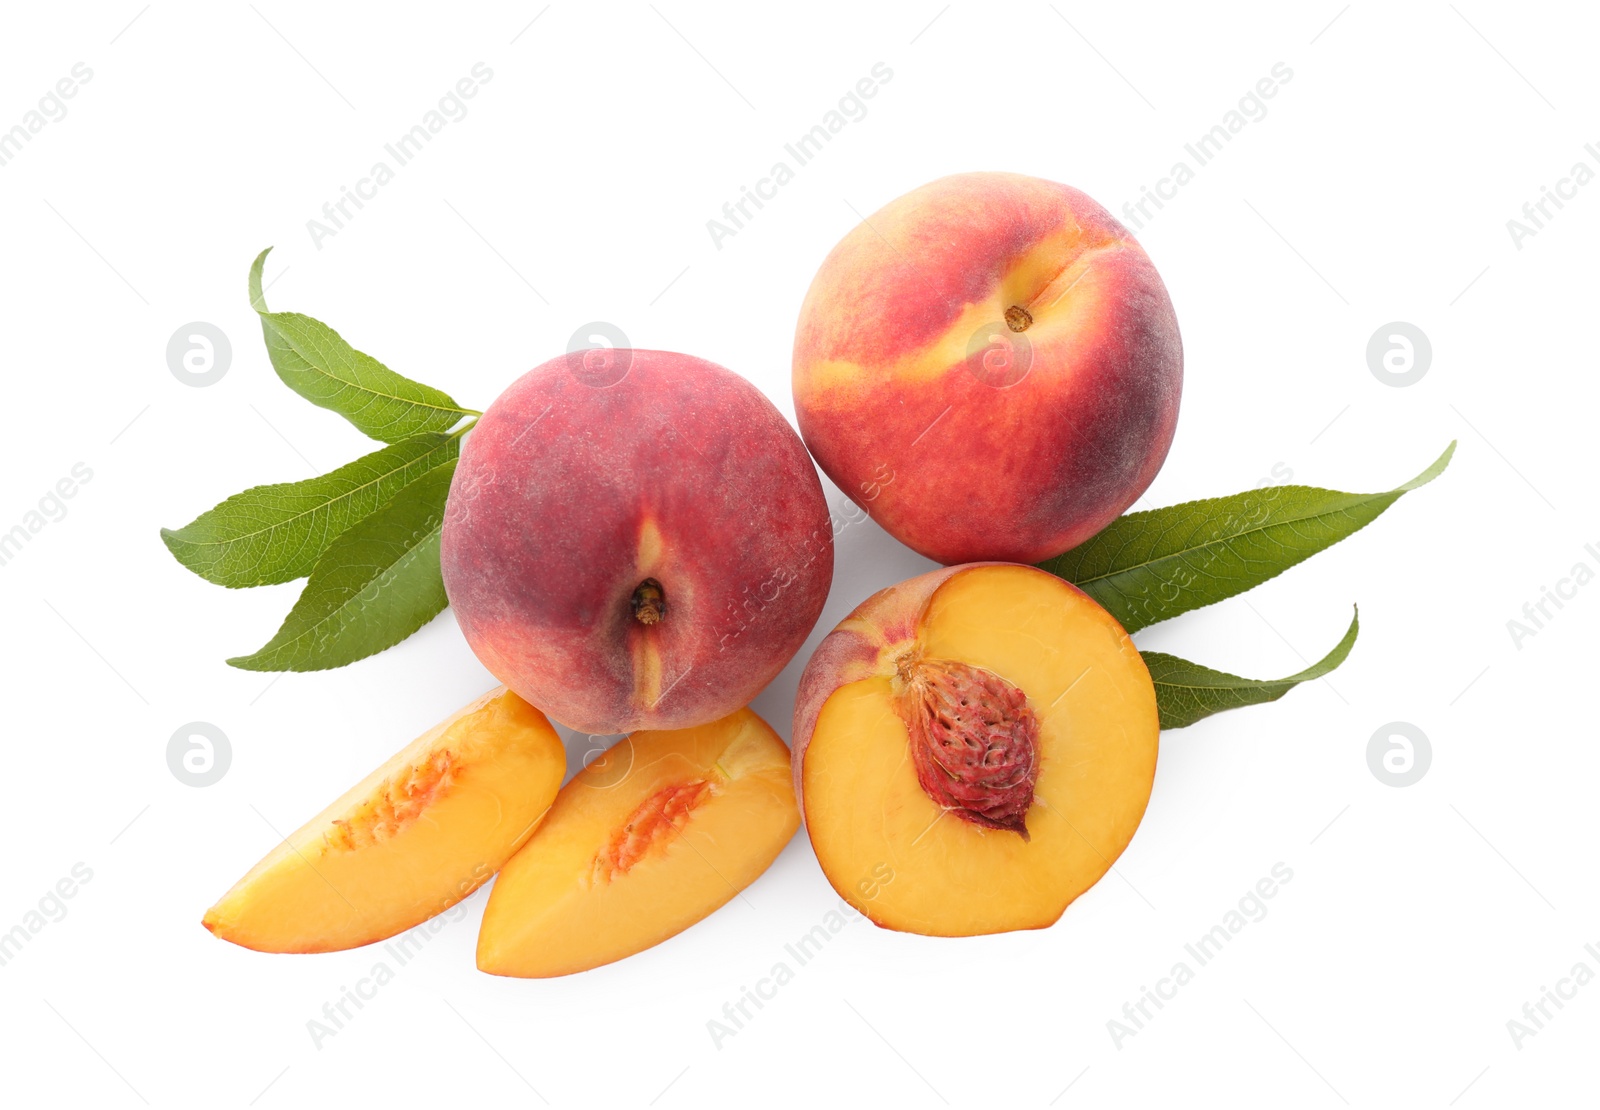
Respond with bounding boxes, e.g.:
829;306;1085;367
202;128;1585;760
792;171;1182;565
441;349;833;736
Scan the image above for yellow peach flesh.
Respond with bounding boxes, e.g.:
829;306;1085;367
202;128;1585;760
203;688;565;953
477;707;799;977
800;565;1159;936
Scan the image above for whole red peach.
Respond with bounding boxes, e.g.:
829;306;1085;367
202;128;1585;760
442;350;833;735
792;171;1182;565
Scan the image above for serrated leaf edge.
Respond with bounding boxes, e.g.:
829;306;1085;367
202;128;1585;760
158;432;460;588
224;460;455;672
1144;605;1360;730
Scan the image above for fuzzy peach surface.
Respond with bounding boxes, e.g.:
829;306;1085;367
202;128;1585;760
442;349;833;735
793;171;1182;565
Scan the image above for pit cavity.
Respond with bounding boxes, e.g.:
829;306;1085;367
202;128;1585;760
593;778;712;882
326;749;458;851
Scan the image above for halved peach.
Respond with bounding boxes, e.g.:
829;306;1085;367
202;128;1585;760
477;708;798;977
203;688;565;953
792;563;1159;936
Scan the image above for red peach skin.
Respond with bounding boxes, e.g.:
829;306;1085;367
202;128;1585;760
793;172;1182;565
442;350;833;735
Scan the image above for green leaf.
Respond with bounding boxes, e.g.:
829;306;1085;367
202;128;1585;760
248;248;473;442
159;432;461;588
227;459;456;672
1041;443;1454;633
1144;607;1359;730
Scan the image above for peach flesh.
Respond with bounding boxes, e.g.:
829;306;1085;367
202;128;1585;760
201;688;565;953
793;563;1160;936
476;707;799;977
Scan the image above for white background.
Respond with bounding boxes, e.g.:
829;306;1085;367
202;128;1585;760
1;2;1594;1106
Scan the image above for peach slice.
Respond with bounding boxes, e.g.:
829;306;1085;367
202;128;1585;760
203;688;565;953
477;708;798;977
792;563;1159;936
